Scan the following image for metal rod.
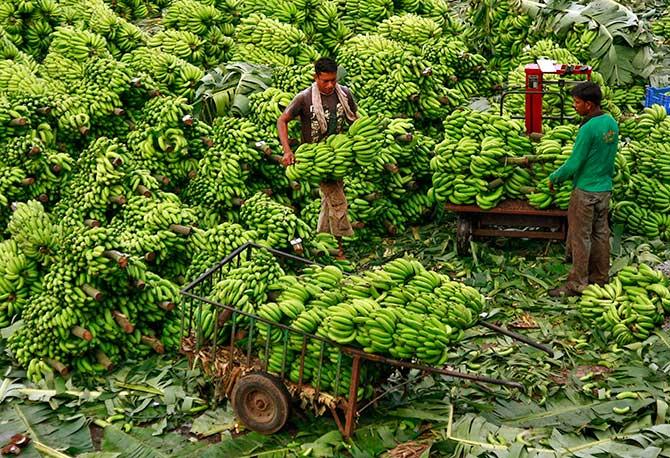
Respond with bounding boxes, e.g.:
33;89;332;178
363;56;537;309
478;321;554;356
344;356;361;439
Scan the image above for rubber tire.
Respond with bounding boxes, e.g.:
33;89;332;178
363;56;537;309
231;372;291;434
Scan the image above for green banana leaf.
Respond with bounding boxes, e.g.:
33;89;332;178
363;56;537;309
0;403;93;457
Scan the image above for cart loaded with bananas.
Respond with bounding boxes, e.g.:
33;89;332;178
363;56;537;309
180;243;553;438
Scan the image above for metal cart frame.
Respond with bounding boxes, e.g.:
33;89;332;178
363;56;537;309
446;200;568;256
180;243;553;438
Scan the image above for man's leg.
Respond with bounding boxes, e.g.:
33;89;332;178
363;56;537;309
318;181;353;259
588;192;611;286
550;189;593;296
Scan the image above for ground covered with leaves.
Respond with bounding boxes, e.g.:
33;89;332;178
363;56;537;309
3;218;670;457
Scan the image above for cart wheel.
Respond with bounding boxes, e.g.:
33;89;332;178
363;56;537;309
231;372;291;434
456;215;472;256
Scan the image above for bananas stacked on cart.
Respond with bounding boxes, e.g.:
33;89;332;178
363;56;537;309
430;109;583;210
195;254;486;399
577;264;670;345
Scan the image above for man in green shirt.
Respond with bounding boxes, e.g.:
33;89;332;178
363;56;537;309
548;82;619;297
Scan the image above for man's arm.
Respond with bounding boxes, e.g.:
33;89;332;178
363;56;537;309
277;93;303;166
549;126;592;185
347;88;359;120
277;111;295;166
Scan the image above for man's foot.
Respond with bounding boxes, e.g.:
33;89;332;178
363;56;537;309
548;285;579;297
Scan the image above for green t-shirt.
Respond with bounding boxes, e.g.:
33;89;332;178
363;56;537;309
549;113;619;192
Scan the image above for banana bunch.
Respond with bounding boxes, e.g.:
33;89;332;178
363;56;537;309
247;87;294;139
563;25;599;64
106;0;152;20
58;0;146;57
147;30;206;67
337;34;452;120
628;174;670;214
186;222;257;281
7;200;59;266
377;14;443;45
578;264;670;345
340;0;395;33
0;0;60;59
0;240;40;327
611;85;645;114
163;0;236;36
121;47;204;100
219;250;285;306
466;0;534;72
55;137;130;221
240;192;312;247
234;14;319;66
270;63;313;95
612;201;670;240
651;10;670;39
127;95;212;182
619;104;668;141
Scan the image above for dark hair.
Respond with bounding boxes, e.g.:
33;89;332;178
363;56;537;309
571;82;602;106
314;57;338;74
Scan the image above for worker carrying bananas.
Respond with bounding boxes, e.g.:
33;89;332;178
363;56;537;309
548;82;619;297
277;57;358;259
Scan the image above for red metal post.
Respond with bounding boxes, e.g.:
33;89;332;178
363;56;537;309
525;64;544;135
343;355;361;439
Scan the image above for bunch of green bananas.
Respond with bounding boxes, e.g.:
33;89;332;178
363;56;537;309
340;0;395;33
0;239;40;328
578;264;670;345
121;47;204;100
610;85;645;114
105;0;153;20
618;104;668;141
7;200;59;266
612;201;670;240
247;87;294;139
651;10;670;39
0;0;61;60
233;13;319;66
240;192;312;247
58;0;146;57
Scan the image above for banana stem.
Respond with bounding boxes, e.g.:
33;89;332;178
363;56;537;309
112;107;125;116
231;197;245;206
261;188;273;196
169;224;192;236
488;178;504;190
136;184;151;197
158;301;175;311
28;145;41;156
141;335;165;354
103;250;129;268
155;175;170;185
84;219;101;228
51;164;62;174
499;157;529;166
46;358;69;376
20;177;35;186
182;114;194;126
144;251;157;263
9;117;27;127
78;126;90;136
133;279;146;290
108;195;127;205
38;193;49;203
519;186;537;194
71;326;93;341
290;181;301;191
363;192;382;201
81;284;103;301
383;220;397;235
95;350;114;371
113;311;134;333
395;133;414;143
111;156;123;167
383;163;399;174
201;136;213;148
36;106;51;115
269;154;284;164
351;221;366;229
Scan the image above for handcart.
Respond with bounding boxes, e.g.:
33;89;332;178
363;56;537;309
446;200;568;256
180;243;554;438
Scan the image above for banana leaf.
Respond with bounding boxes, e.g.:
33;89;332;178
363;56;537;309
0;403;93;456
519;0;656;85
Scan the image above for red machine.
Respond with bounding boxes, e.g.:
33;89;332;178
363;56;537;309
524;60;592;134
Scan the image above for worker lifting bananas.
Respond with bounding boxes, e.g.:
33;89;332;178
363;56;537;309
277;57;359;260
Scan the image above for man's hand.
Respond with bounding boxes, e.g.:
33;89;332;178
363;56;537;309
548;178;555;193
282;152;295;167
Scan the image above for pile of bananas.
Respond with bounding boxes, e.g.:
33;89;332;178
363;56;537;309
240;192;312;248
0;0;61;59
651;10;670;39
613;109;670;240
578;264;670;345
5;214;181;381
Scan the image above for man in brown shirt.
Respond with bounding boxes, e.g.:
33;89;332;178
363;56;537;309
277;57;358;259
